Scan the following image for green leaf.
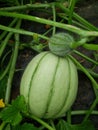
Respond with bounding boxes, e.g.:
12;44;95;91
0;95;27;126
56;119;95;130
11;95;27;113
0;104;22;125
12;123;40;130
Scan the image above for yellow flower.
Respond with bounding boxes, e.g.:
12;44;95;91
0;99;5;108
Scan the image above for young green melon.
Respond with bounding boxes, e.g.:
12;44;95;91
20;51;78;119
49;33;74;57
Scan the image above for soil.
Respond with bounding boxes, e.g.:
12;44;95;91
6;0;98;129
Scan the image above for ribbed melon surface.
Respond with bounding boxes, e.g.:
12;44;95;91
49;33;74;56
20;51;78;119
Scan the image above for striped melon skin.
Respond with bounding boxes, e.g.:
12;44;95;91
49;33;74;56
20;51;78;119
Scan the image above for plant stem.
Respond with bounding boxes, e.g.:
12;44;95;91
71;110;98;115
83;43;98;50
49;120;56;130
0;18;18;58
0;3;51;11
82;97;98;123
56;3;98;31
69;55;98;121
71;37;88;49
0;122;6;130
0;58;11;80
68;0;76;24
52;4;56;35
0;24;48;40
68;55;98;89
0;11;98;37
27;114;55;130
67;109;71;124
73;50;98;65
87;69;98;78
0;32;13;58
57;13;92;30
5;20;21;104
0;18;17;41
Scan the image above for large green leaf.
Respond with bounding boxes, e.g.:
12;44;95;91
0;96;27;126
